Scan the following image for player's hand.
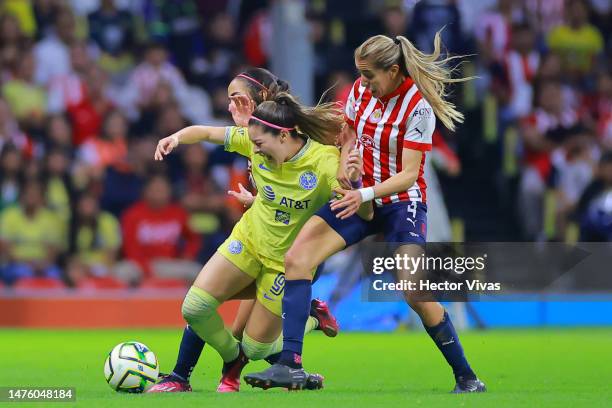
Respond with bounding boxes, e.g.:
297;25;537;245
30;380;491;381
330;188;362;219
346;147;363;183
228;183;255;207
154;135;179;160
230;95;256;127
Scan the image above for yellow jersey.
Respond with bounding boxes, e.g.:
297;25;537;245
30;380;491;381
224;126;340;261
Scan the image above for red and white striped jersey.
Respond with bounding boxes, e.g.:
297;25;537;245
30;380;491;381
345;77;435;205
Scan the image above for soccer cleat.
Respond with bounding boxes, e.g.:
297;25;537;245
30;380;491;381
217;346;249;393
310;298;339;337
147;373;192;393
304;373;324;390
244;364;310;390
451;376;487;393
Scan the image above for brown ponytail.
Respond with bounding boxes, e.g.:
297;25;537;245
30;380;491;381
250;92;344;146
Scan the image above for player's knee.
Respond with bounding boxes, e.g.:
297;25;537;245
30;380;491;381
181;286;220;324
284;248;313;279
407;299;442;320
241;331;275;361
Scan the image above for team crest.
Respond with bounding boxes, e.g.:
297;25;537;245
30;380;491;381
299;171;318;190
369;108;383;123
228;240;243;254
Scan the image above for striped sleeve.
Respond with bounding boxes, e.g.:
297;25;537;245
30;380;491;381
402;98;434;151
344;79;360;129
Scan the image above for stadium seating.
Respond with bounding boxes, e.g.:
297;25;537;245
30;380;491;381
13;277;67;290
76;276;128;290
139;277;188;289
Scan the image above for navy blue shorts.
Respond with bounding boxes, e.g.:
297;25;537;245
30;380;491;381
315;200;427;247
312;263;324;283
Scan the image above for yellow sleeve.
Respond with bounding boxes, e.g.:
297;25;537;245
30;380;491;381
224;126;252;157
320;147;341;193
99;212;122;250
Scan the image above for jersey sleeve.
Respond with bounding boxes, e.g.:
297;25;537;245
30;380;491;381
344;79;360;129
320;147;341;193
224;126;253;157
403;98;435;151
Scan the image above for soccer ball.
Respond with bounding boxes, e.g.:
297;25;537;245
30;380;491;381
104;341;159;393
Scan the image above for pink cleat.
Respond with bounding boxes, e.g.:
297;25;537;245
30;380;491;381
147;374;192;393
310;299;339;337
217;347;249;393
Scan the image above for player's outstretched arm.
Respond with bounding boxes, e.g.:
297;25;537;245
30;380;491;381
368;148;421;199
154;126;227;160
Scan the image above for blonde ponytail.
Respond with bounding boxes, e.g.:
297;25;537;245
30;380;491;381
355;31;473;131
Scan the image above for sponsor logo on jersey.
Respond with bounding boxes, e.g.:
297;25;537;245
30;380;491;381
299;171;318;190
369;108;383;123
280;197;310;209
269;273;285;296
262;185;275;201
414;126;424;138
275;210;291;225
412;107;433;118
258;163;272;172
228;240;243;254
359;134;375;151
263;293;275;301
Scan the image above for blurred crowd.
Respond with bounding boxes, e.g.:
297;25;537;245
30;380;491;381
0;0;610;289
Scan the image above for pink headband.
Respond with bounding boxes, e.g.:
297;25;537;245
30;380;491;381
250;115;295;131
236;74;268;90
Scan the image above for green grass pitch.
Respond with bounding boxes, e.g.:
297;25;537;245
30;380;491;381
1;328;610;407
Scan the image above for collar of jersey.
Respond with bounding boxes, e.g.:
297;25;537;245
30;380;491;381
379;75;414;104
287;137;312;162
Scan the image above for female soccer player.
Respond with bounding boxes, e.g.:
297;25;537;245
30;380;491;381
149;69;339;393
246;33;487;393
153;91;369;392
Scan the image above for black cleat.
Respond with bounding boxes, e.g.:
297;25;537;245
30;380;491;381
304;373;324;390
244;364;310;390
451;376;487;393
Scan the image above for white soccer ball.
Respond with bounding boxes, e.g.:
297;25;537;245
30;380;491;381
104;341;159;393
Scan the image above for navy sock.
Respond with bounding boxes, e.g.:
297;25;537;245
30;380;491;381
172;325;205;381
279;279;312;369
424;311;476;381
264;352;280;365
